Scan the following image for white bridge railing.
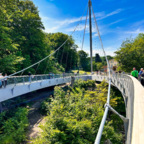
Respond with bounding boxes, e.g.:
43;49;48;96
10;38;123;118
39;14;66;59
0;73;134;144
94;74;134;144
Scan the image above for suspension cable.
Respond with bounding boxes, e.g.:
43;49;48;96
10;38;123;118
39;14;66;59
44;58;49;74
91;5;112;144
34;63;40;75
82;7;88;50
92;6;111;77
60;46;65;64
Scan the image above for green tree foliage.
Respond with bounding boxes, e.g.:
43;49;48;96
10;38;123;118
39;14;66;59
95;53;102;63
93;61;98;71
0;0;24;74
45;33;79;72
34;80;123;144
0;107;29;144
78;50;90;71
101;55;113;66
10;0;49;74
97;62;103;71
0;0;79;74
73;79;96;90
115;33;144;72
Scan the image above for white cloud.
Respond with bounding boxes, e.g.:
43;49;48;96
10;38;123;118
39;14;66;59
80;45;116;57
97;9;123;20
108;19;123;26
40;8;124;33
126;29;144;34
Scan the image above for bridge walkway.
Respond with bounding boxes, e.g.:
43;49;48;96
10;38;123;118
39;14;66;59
131;76;144;144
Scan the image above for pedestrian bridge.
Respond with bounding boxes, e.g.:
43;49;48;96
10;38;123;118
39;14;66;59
0;74;144;144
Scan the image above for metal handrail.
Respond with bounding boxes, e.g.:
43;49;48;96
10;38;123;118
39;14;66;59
95;73;134;144
0;73;86;87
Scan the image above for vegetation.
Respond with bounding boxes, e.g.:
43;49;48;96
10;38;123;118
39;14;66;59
72;70;91;75
0;0;116;75
34;80;124;144
78;50;90;71
0;0;79;75
0;107;29;144
115;33;144;72
95;53;102;63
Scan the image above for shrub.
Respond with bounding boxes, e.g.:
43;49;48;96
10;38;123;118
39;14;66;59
0;108;29;144
73;79;96;90
33;80;123;144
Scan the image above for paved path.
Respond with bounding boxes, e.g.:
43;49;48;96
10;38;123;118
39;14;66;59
131;77;144;144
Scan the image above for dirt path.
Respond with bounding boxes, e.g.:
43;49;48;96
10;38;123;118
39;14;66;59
24;83;70;143
27;101;44;141
24;100;45;143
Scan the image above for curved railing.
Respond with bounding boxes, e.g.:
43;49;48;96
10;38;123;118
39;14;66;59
112;74;134;144
95;73;134;144
0;73;135;144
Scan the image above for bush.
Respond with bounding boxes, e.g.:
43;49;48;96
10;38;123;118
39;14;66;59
40;97;52;115
0;107;29;144
33;80;123;144
73;79;96;90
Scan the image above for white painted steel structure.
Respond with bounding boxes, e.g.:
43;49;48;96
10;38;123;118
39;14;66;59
0;74;144;144
0;75;90;102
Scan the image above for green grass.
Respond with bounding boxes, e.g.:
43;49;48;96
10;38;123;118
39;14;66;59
72;70;91;75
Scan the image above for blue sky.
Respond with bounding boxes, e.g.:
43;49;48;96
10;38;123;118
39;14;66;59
33;0;144;56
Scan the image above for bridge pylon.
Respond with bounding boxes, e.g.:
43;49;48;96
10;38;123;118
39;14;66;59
88;0;93;73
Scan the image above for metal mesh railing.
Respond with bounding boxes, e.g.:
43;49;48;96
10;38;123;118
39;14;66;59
95;73;134;144
0;73;87;88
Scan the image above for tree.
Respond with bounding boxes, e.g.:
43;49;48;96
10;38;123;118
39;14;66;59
44;33;79;72
78;50;90;71
93;61;98;71
95;53;102;63
0;0;24;74
9;0;48;74
0;107;28;144
115;33;144;72
97;62;103;71
101;55;113;66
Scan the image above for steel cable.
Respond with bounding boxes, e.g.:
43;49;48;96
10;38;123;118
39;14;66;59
92;5;112;144
82;7;88;50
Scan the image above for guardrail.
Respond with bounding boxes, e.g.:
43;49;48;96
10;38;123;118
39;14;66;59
95;73;134;144
0;73;86;88
1;73;134;143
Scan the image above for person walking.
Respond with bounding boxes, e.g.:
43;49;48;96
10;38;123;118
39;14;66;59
141;70;144;86
4;73;8;87
138;68;143;81
0;73;3;88
131;67;138;79
28;72;32;82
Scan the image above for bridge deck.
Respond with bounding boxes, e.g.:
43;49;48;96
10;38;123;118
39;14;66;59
131;76;144;144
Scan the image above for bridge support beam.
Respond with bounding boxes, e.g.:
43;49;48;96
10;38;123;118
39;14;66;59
71;76;75;86
0;102;3;113
105;104;128;123
105;104;129;138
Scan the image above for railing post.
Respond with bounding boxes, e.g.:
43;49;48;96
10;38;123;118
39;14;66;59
23;77;25;85
14;77;16;86
36;75;37;81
